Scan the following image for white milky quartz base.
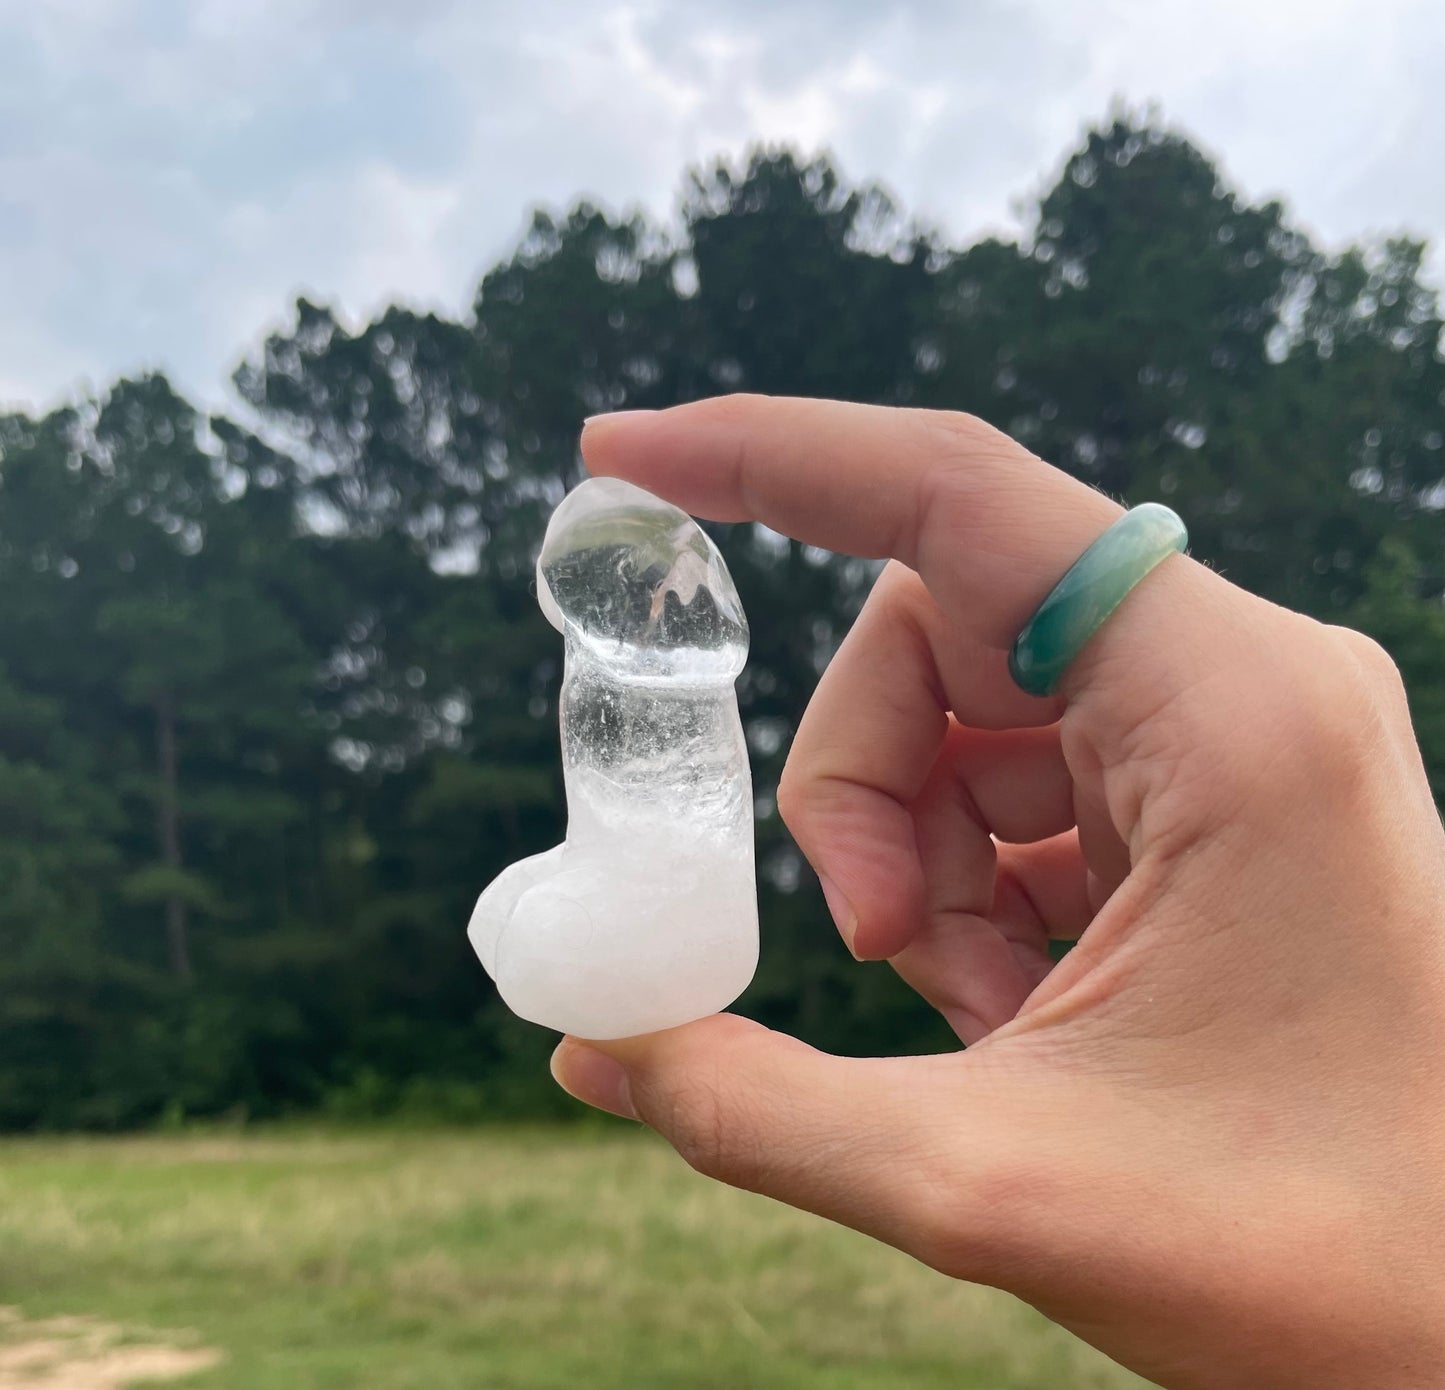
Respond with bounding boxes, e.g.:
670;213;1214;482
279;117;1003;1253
467;476;758;1040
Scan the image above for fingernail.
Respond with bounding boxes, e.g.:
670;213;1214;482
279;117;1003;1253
550;1041;638;1119
818;876;861;960
581;409;657;429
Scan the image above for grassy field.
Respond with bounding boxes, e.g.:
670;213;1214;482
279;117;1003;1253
0;1125;1153;1389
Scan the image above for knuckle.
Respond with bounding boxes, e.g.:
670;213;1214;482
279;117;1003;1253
888;1096;1042;1285
1235;615;1397;798
774;767;858;854
699;391;771;421
907;406;1012;457
665;1083;731;1181
898;1175;987;1281
904;410;1118;588
650;1060;769;1192
773;762;809;834
1326;624;1407;700
1292;618;1397;744
1131;610;1403;832
777;586;930;836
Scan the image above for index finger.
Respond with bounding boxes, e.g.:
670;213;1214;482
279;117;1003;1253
580;394;1121;650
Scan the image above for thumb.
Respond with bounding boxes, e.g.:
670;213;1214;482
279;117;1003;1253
551;1013;1014;1277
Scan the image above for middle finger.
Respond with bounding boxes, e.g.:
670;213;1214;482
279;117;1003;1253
779;565;1079;959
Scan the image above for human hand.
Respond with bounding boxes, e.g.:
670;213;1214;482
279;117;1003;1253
552;395;1445;1389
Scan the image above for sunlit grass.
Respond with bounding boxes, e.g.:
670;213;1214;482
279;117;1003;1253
0;1127;1152;1389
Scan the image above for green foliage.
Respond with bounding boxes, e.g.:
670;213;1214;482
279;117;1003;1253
0;112;1441;1128
119;865;234;917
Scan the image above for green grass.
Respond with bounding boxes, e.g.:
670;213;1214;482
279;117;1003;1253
0;1126;1152;1389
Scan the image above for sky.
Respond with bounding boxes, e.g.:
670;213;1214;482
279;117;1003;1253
1;0;1441;413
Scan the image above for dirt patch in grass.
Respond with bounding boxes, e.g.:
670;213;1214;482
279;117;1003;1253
0;1308;219;1389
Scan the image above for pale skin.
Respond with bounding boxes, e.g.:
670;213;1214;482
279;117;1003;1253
551;395;1445;1389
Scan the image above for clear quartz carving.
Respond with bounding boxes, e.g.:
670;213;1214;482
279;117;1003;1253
467;476;758;1039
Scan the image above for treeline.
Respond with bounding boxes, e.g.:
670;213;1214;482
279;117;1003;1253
2;115;1443;1128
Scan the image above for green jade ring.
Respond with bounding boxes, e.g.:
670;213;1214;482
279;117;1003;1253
1008;503;1189;698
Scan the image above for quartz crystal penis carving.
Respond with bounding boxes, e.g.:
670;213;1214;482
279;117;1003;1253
467;477;759;1039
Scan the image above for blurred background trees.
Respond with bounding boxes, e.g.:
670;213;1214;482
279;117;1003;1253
2;115;1442;1127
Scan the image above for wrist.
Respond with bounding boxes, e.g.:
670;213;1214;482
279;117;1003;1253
953;1066;1445;1390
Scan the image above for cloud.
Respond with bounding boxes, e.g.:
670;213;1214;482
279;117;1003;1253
0;0;1440;413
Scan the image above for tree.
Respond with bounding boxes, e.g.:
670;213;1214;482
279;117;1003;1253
1;114;1442;1126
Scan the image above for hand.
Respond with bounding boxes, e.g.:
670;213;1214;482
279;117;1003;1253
552;395;1445;1389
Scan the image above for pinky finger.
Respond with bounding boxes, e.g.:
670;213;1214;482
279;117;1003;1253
995;831;1096;942
888;832;1096;1045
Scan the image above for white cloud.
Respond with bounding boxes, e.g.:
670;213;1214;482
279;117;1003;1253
0;0;1440;413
